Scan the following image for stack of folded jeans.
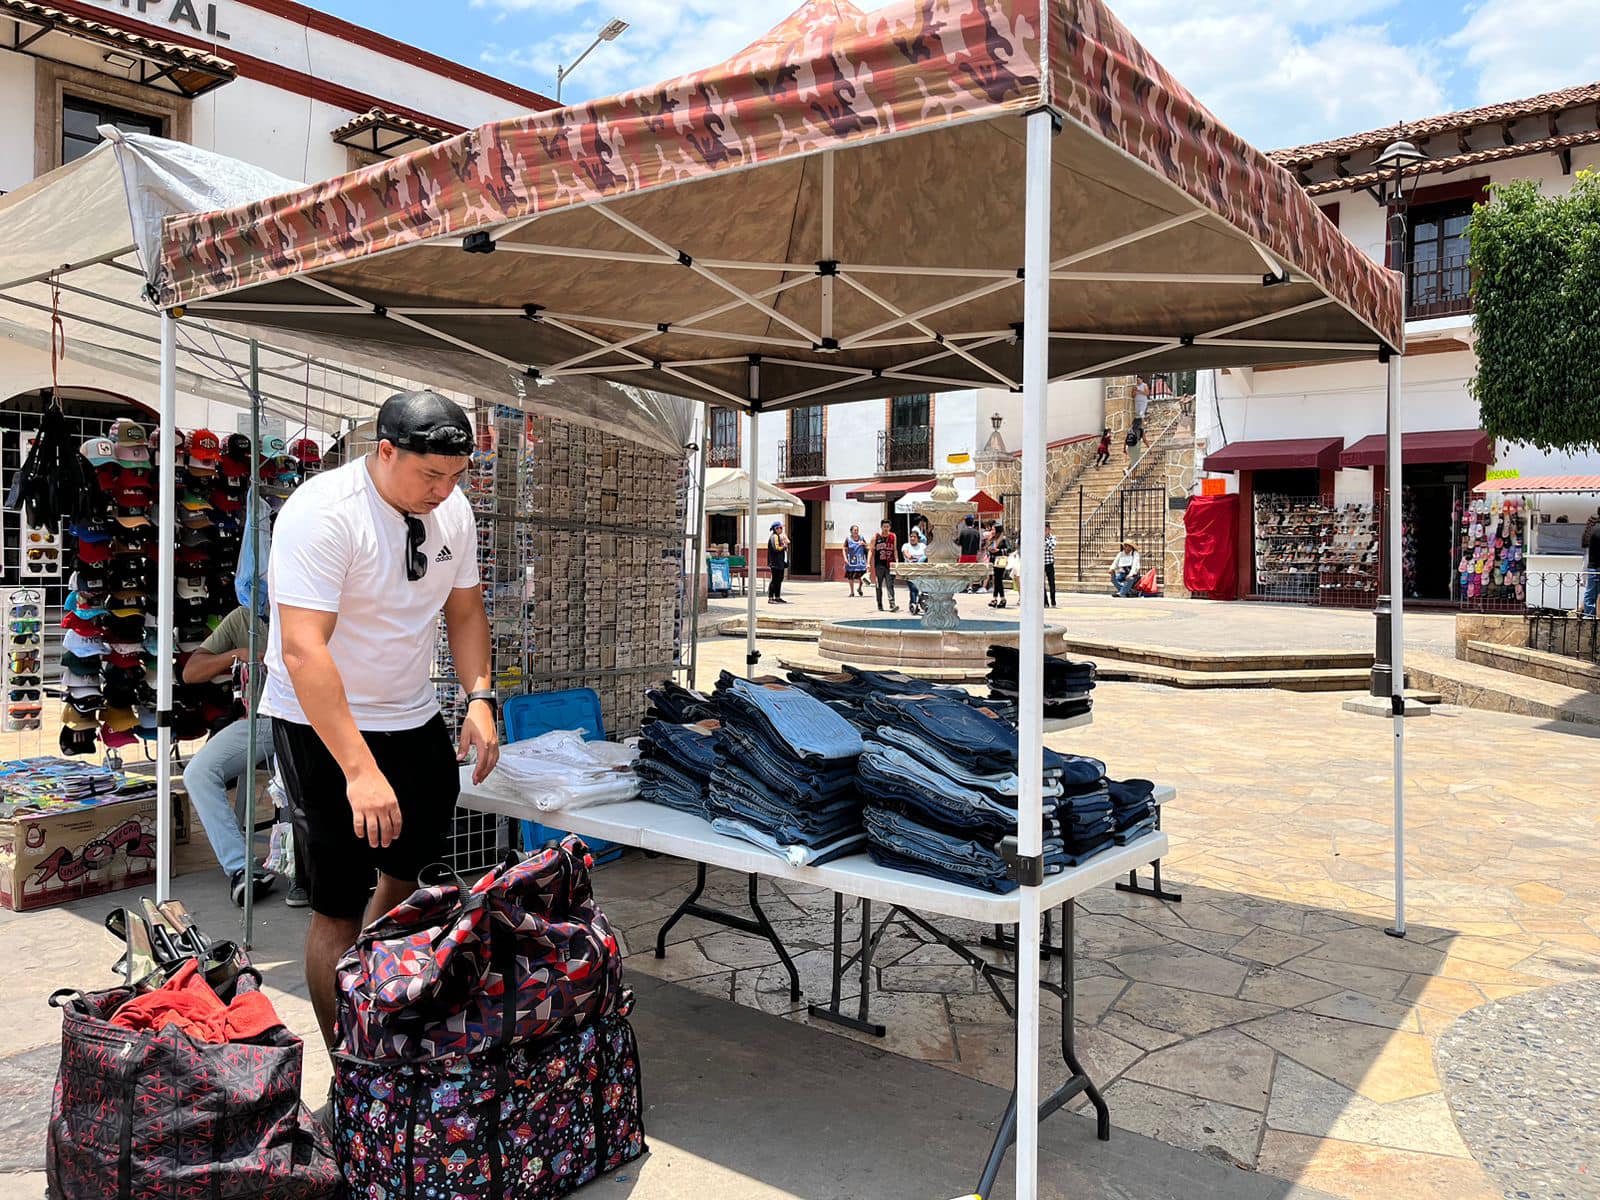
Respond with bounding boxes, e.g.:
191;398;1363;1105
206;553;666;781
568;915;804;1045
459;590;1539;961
856;692;1082;891
705;673;865;866
1108;777;1157;843
636;718;721;816
1054;764;1116;866
645;680;718;723
986;645;1095;720
785;664;1017;727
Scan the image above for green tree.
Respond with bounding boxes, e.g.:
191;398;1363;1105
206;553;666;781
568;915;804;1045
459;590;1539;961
1468;170;1600;453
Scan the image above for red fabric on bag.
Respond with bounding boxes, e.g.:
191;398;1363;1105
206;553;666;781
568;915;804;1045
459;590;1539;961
109;959;283;1043
1136;568;1158;595
1183;494;1240;600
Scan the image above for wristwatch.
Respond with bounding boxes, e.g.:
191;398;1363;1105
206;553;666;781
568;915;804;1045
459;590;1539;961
466;689;498;718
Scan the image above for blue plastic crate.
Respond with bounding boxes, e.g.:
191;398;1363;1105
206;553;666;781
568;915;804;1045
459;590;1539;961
502;688;622;863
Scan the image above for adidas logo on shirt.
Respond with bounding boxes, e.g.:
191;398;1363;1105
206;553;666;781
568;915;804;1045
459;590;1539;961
434;545;453;563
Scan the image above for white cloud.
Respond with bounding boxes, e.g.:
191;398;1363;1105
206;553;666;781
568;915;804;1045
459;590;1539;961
1108;1;1448;148
1448;0;1600;103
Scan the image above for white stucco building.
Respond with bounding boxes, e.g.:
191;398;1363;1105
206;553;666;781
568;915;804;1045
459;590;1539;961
1195;82;1600;604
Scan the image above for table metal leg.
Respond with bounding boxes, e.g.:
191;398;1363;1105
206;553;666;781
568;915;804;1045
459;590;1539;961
653;864;802;1000
973;899;1110;1199
892;906;1015;1015
809;894;887;1036
980;910;1066;960
1114;811;1182;902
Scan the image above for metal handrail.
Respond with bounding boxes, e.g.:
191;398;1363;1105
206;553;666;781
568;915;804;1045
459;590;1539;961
1078;399;1191;547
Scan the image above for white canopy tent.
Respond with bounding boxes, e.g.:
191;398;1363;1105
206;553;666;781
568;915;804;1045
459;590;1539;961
701;467;806;517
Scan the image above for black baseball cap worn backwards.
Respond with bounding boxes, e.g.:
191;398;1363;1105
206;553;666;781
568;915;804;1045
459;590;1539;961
375;390;474;457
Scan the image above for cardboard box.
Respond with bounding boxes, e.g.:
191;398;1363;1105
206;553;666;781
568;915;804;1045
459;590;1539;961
0;794;158;912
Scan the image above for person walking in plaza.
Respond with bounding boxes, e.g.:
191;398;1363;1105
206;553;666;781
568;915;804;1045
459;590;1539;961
1043;523;1058;607
181;603;303;906
871;519;898;612
1110;539;1142;597
843;524;868;597
264;389;499;1061
767;520;789;604
1582;507;1600;617
902;527;927;615
1094;426;1112;467
988;522;1012;609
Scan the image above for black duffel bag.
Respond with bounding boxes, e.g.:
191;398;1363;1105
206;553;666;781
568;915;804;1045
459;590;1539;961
45;977;341;1200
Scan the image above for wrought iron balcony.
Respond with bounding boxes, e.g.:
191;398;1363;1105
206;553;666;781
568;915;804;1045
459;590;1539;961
877;424;932;474
1407;253;1472;320
706;440;742;468
779;435;825;479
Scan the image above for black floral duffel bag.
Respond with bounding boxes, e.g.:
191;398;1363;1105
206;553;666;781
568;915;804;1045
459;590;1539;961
333;995;646;1200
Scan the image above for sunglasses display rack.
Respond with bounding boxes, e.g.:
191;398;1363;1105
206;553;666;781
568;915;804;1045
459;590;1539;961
5;587;44;732
21;520;62;581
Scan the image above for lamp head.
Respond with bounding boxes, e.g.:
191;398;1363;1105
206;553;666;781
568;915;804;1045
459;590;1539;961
599;18;629;39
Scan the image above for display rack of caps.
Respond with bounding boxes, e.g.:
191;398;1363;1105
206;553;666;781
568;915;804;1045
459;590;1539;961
5;588;44;731
254;434;320;506
59;420;287;755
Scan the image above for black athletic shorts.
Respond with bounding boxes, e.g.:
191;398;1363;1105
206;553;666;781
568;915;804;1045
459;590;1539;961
271;714;460;919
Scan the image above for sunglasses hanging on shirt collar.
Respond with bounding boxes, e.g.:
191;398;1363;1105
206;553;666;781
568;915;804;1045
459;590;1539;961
404;514;428;582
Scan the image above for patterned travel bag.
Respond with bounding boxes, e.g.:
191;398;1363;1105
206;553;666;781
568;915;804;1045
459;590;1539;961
44;977;341;1200
333;994;647;1200
335;835;625;1062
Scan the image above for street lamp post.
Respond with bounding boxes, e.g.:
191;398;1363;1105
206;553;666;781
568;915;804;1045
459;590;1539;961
556;18;629;104
1369;133;1428;699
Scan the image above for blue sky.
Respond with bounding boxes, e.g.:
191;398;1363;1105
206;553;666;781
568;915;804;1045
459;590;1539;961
317;0;1600;149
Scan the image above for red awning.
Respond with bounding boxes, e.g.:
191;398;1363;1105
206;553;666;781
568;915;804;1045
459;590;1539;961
969;489;1004;514
782;483;830;502
1204;437;1344;473
845;477;934;501
1340;429;1493;468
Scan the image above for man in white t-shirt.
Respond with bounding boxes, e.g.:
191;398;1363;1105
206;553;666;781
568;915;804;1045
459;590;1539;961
264;389;498;1056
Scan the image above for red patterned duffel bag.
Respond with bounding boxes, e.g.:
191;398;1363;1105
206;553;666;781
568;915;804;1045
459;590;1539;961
45;977;340;1200
334;836;625;1063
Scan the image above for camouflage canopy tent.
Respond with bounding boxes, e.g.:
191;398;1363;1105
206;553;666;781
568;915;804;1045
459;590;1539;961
148;1;1406;1195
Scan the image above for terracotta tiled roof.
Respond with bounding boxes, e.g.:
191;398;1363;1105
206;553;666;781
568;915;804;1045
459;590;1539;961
0;0;236;96
1302;128;1600;196
330;108;458;147
1474;475;1600;494
1271;81;1600;170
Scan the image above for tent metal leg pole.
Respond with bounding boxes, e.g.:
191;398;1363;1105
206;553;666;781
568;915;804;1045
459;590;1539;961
686;405;709;688
1385;352;1407;940
1011;104;1055;1200
154;312;178;904
241;342;262;947
745;374;760;680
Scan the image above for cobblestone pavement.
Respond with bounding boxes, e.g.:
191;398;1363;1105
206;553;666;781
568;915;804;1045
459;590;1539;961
1435;980;1600;1200
3;631;1596;1199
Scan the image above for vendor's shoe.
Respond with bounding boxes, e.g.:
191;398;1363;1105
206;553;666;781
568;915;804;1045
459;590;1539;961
284;883;310;908
230;866;278;908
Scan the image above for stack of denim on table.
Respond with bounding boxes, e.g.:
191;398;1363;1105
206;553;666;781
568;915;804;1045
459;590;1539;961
986;644;1096;720
705;672;866;866
645;680;718;723
636;718;720;817
785;663;1017;727
1108;777;1157;843
858;692;1101;893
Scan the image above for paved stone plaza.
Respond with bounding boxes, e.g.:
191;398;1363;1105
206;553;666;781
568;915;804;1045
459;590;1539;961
1;605;1596;1199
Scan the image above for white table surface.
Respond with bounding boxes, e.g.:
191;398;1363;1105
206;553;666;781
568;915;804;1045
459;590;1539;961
459;769;1171;924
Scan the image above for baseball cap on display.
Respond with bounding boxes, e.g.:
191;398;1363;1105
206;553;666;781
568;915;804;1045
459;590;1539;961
61;651;101;675
60;724;98;755
259;434;288;459
108;651;143;671
180;529;213;548
177;578;207;601
115;507;151;529
75;539;111;564
176;545;208;565
135;710;159;740
67;592;107;619
100;723;137;749
111;418;150;463
211;491;242;513
62;669;100;691
179;490;209;511
60;613;104;638
80;436;118;466
290;437;322;467
181;509;214;529
70;519;111;543
65;690;104;715
73;569;110;594
94;461;122;491
149;427;185;457
188;428;221;464
61;704;97;731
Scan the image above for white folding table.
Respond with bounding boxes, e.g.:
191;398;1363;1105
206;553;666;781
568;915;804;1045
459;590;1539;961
459;773;1170;1197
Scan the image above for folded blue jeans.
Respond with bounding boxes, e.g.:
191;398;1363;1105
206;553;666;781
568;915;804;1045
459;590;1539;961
710;816;866;866
717;674;863;764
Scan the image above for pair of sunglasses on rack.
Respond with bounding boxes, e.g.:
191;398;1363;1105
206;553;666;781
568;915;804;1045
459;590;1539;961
26;547;59;561
9;619;41;632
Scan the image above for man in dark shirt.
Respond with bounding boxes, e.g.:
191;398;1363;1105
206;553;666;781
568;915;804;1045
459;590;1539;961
957;515;981;560
1582;508;1600;617
871;520;899;612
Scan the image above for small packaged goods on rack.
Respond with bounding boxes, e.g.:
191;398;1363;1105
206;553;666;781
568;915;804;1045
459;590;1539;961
1458;494;1526;604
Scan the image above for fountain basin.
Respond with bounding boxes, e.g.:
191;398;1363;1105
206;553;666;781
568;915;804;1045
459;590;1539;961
818;617;1068;675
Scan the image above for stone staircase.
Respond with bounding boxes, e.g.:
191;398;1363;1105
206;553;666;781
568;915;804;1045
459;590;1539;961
1046;396;1194;590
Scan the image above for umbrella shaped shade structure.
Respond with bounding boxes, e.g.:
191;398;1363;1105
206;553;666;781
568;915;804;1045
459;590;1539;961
703;466;806;515
154;0;1401;399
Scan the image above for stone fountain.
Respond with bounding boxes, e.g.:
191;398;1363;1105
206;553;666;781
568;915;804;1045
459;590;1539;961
891;464;991;629
815;454;1067;677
